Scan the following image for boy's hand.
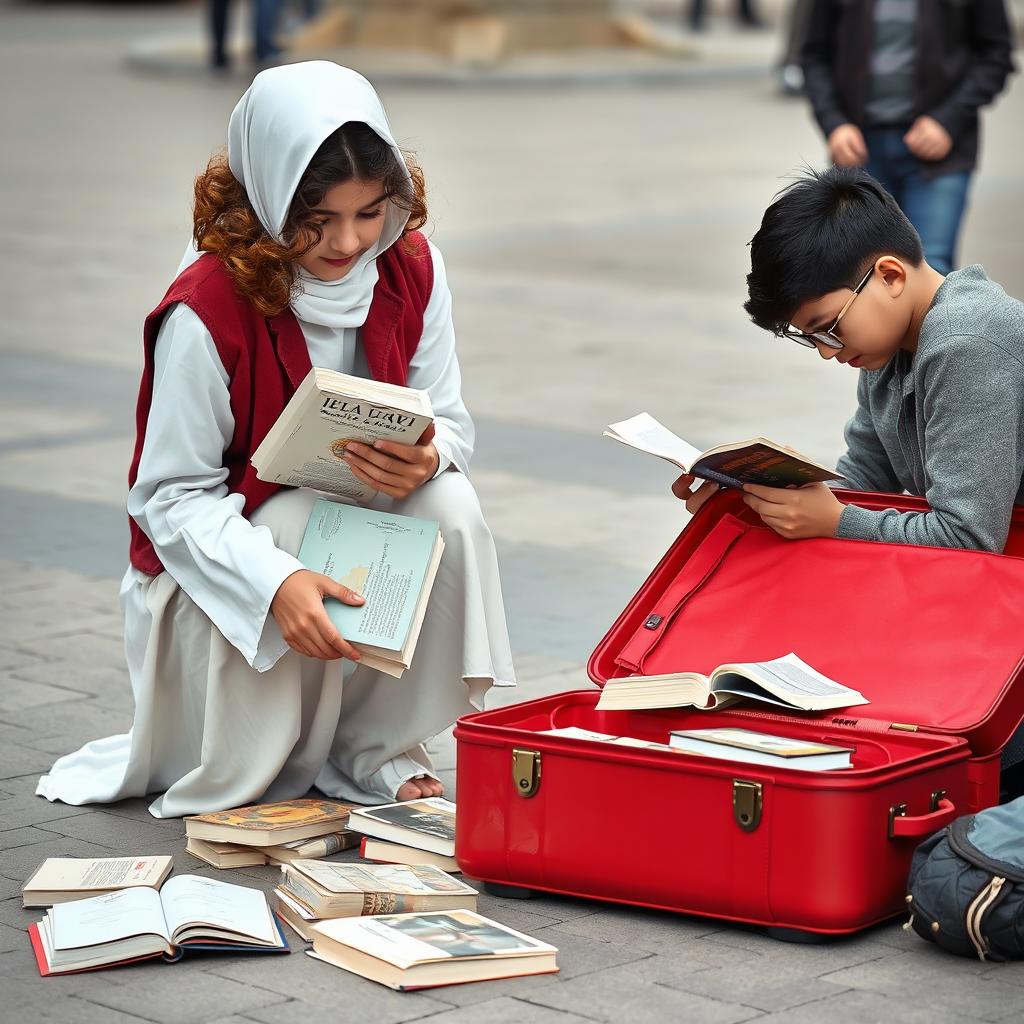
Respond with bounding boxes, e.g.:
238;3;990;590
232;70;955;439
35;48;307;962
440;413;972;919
341;424;440;500
904;116;953;162
271;569;364;661
742;482;844;540
671;472;720;516
827;123;868;167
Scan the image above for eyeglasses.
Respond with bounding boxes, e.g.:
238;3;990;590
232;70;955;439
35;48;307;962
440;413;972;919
781;267;874;350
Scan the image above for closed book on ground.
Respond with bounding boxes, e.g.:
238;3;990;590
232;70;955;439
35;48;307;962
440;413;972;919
668;728;853;771
348;798;456;857
261;830;359;864
251;368;433;502
595;653;868;713
298;499;444;678
308;909;558;990
184;798;356;847
185;838;268;869
23;856;173;909
274;888;318;943
604;412;842;489
29;874;288;976
280;861;477;919
359;837;461;873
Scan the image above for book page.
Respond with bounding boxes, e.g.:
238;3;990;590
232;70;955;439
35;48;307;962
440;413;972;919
604;413;703;471
160;875;277;945
49;887;169;950
712;653;867;709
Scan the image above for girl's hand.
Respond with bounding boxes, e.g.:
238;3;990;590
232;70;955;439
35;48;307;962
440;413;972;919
742;482;844;540
671;472;720;516
271;569;364;661
341;424;440;500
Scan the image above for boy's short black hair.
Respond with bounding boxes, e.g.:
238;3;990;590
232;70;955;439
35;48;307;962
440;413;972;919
744;166;924;335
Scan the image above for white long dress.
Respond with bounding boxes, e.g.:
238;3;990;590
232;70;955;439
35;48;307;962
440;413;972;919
36;243;516;817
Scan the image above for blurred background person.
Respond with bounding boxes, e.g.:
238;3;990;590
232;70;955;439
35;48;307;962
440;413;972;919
687;0;765;32
800;0;1016;274
209;0;283;70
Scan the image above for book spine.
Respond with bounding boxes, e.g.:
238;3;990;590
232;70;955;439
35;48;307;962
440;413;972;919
693;466;745;490
293;831;357;858
361;892;416;915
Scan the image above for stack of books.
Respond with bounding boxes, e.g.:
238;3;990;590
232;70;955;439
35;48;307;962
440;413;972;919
348;797;459;873
184;799;358;869
273;860;478;942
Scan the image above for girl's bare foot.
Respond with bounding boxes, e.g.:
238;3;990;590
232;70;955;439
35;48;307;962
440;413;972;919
395;774;444;801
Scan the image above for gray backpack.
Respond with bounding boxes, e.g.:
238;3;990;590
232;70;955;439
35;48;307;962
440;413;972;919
907;796;1024;961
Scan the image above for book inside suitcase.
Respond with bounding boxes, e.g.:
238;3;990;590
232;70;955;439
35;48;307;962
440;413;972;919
454;490;1024;934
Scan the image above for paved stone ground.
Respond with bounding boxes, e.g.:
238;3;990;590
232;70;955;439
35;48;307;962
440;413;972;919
3;3;1024;1022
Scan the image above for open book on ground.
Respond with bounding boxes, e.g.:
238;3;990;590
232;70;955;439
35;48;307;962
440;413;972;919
23;856;173;909
184;798;356;847
669;728;854;771
251;368;433;502
595;653;868;713
279;861;477;919
29;874;288;976
604;412;842;489
308;909;558;990
298;498;444;678
348;798;456;858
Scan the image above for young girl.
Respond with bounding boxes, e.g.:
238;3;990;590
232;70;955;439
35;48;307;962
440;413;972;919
36;61;516;817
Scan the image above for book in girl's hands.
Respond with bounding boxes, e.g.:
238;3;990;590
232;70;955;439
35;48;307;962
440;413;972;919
359;837;461;873
298;498;444;678
279;861;477;919
595;653;868;713
184;798;357;847
604;412;843;489
23;857;174;909
251;368;433;503
308;909;559;990
348;798;456;858
669;728;854;771
29;874;288;976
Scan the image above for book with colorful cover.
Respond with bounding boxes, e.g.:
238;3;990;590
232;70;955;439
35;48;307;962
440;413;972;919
184;799;356;847
348;798;457;858
297;498;444;677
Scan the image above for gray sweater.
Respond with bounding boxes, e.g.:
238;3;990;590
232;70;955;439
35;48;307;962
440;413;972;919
836;265;1024;552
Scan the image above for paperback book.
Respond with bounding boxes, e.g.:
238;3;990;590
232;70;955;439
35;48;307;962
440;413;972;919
595;653;868;713
251;368;434;503
29;875;288;976
308;909;559;990
184;798;356;848
604;412;842;489
298;498;444;678
348;798;457;858
359;837;461;874
23;856;173;909
668;728;854;771
279;861;477;918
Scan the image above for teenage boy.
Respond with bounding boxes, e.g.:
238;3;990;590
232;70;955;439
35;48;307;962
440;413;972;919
672;165;1024;554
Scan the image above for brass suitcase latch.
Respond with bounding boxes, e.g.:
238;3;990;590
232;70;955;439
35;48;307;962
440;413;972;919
512;748;542;798
733;779;763;832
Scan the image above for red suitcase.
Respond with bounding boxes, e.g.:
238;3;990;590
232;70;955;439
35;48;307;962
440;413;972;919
454;489;1024;937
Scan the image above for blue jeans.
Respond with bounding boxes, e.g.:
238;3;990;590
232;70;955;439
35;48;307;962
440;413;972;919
864;127;972;276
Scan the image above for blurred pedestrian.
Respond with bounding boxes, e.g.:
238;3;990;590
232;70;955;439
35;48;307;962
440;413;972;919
687;0;764;32
800;0;1015;274
209;0;283;70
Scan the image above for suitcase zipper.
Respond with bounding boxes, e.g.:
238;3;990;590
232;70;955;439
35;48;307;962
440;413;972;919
966;875;1006;961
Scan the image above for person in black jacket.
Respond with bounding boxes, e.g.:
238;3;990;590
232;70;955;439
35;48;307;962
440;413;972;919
800;0;1015;274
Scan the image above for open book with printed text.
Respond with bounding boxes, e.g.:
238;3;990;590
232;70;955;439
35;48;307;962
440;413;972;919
595;653;868;713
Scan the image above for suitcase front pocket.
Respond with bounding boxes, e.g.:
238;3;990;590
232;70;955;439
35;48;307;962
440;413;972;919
615;515;749;674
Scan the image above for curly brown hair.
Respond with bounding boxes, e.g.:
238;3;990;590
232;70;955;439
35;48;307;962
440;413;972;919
192;123;428;318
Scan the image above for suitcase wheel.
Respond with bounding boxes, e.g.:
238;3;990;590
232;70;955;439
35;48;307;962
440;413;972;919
482;882;536;900
765;926;829;945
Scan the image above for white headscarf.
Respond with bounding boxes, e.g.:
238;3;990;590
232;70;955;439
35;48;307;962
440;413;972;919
179;61;412;329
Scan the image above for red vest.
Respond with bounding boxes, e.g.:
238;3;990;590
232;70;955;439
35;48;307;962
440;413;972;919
128;233;434;576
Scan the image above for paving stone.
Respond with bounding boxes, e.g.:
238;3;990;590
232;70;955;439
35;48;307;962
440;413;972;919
549;904;722;952
0;837;125;882
0;789;95;831
12;633;125;671
388;995;597;1024
0;676;92;715
821;950;1024;1021
524;972;764;1023
418;970;565;1009
0;744;58;780
53;809;187;850
513;925;656;980
752;987;996;1024
0;919;26;954
10;662;133;710
0;824;63;851
0;646;46;672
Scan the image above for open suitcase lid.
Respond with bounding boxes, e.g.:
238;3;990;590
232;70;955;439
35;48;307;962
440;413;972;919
588;489;1024;756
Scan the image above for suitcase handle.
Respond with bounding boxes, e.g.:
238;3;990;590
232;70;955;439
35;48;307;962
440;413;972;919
889;797;957;839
